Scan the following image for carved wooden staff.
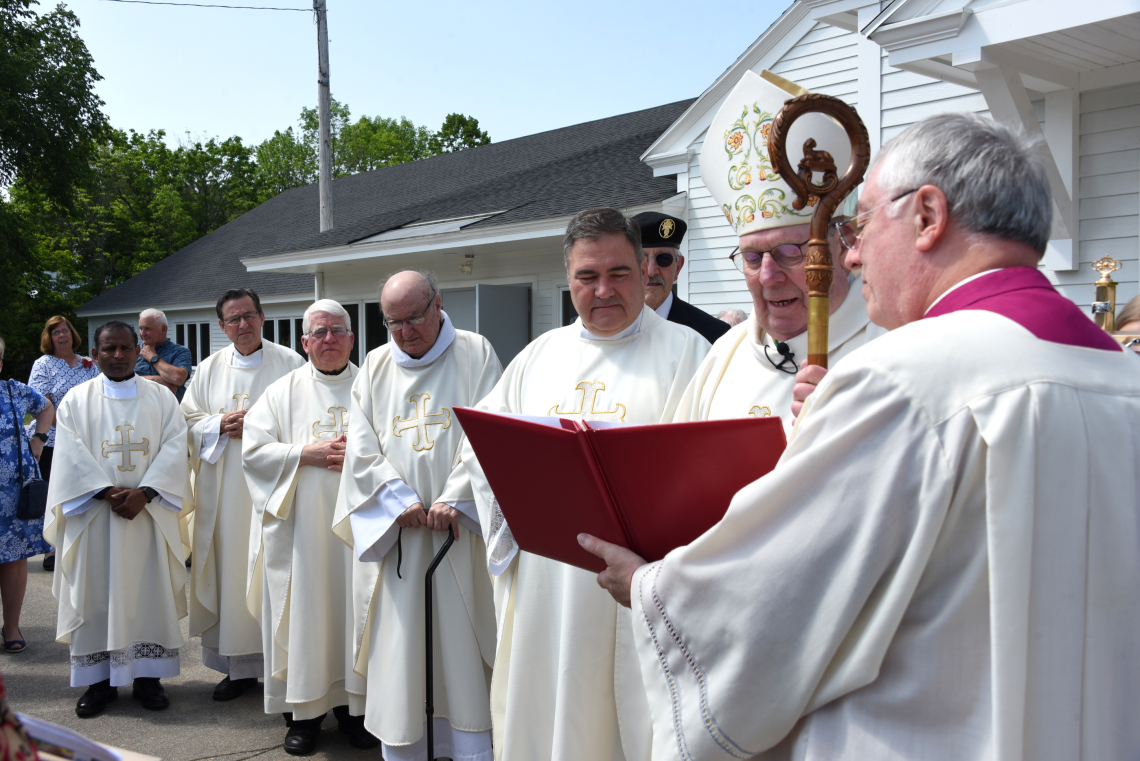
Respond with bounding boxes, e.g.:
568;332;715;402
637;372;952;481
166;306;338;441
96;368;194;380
767;94;871;368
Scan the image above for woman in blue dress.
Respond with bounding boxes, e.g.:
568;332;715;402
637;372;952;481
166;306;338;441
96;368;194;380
0;336;56;653
26;316;100;572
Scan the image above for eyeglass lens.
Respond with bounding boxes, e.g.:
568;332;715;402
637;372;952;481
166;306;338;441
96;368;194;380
224;311;260;326
732;244;804;273
309;326;348;339
652;253;676;268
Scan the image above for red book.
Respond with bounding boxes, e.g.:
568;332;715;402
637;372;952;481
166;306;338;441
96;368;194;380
454;407;787;573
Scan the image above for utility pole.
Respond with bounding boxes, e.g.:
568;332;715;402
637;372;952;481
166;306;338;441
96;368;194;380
314;0;333;232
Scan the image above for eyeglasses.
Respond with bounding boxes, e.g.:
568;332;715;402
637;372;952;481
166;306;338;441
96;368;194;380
729;243;806;274
647;252;680;268
50;328;72;337
383;298;435;332
222;311;262;327
305;326;350;341
835;188;918;251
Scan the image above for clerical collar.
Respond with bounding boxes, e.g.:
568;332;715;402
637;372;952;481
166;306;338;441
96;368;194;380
102;374;138;399
576;309;644;341
925;268;1004;314
231;343;264;368
389;310;456;368
653;291;674;320
316;363;350;376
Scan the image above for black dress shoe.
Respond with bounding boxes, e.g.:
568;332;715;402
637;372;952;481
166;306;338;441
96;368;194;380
333;706;380;749
42;554;55;572
76;680;118;718
212;676;257;701
283;715;325;756
132;677;170;710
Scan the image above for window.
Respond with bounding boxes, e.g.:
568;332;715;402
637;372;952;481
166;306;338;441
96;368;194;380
365;302;388;353
560;289;578;327
174;323;211;366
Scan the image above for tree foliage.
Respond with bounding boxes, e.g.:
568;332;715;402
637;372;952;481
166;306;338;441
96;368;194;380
429;113;491;154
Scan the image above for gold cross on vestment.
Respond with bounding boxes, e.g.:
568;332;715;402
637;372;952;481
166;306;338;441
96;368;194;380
748;405;772;418
312;406;349;439
219;392;250;415
549;381;627;422
392;393;452;452
101;424;150;472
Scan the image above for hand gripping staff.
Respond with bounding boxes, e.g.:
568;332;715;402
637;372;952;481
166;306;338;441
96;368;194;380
424;528;456;761
766;94;871;368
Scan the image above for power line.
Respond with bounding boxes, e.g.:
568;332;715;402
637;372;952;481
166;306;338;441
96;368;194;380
92;0;310;11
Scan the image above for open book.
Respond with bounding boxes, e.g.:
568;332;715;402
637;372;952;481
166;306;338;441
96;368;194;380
18;713;159;761
454;407;787;573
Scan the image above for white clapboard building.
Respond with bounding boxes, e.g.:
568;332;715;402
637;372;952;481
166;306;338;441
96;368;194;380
79;0;1139;365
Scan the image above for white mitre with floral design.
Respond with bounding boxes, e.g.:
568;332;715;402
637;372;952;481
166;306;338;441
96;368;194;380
702;69;852;236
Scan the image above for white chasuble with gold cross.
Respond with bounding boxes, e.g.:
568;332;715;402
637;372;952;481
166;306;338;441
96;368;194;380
182;341;304;678
43;375;192;687
333;326;502;761
673;275;885;429
462;306;710;761
242;362;365;719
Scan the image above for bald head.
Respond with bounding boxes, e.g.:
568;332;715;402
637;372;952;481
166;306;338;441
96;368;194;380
379;269;443;359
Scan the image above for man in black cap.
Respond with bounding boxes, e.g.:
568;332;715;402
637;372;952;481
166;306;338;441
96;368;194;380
633;211;729;343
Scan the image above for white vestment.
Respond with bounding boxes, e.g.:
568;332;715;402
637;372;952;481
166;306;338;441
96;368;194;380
463;306;710;761
182;341;304;679
674;274;885;427
632;310;1140;760
334;322;502;761
243;362;365;719
43;375;191;687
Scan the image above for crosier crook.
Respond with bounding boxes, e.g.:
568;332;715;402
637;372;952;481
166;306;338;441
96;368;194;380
766;93;871;368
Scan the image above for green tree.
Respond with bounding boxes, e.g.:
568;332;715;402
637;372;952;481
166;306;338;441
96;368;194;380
0;0;105;380
429;113;491;154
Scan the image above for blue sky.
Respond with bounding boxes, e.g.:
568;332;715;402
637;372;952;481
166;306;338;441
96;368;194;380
60;0;788;147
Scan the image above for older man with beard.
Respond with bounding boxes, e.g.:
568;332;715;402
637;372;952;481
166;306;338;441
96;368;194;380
672;70;885;429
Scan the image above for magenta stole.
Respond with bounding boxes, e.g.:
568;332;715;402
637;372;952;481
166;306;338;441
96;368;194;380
924;267;1122;352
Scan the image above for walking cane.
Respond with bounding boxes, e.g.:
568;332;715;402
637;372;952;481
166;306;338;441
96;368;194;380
425;527;456;761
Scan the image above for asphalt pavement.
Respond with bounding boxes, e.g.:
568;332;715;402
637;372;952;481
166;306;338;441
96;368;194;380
2;555;382;761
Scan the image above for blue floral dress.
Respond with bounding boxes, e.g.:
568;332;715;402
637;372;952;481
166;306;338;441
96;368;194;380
0;381;52;562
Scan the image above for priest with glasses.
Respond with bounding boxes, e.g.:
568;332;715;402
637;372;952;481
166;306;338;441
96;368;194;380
673;70;884;428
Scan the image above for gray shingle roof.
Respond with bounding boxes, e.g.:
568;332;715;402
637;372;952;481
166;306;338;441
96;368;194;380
79;99;696;314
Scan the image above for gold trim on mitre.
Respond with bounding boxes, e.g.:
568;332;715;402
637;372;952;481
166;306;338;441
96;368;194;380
701;69;852;237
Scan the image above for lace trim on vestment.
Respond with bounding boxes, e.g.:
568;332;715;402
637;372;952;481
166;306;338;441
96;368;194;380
71;642;179;670
487;498;516;567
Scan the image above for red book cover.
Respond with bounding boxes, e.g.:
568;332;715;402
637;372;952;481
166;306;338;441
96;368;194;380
455;407;787;573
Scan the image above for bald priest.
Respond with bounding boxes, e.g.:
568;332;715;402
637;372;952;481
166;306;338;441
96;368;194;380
584;114;1140;760
633;211;729;344
462;207;710;761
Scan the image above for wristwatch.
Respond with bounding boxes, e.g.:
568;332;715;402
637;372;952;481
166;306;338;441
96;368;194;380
141;487;159;503
32;432;48;443
149;354;160;365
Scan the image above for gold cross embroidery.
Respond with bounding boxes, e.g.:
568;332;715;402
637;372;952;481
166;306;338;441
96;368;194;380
312;406;349;439
748;405;772;418
392;393;452;451
549;381;627;422
101;424;150;472
219;392;250;415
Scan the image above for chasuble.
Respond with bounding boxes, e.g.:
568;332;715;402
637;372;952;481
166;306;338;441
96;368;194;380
243;362;365;719
44;375;192;687
334;320;501;761
463;306;709;761
673;275;885;427
182;340;304;679
631;270;1140;760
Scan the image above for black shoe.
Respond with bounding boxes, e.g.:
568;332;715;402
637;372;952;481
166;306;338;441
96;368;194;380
131;677;170;710
212;675;257;701
283;715;325;756
185;552;192;568
334;706;380;749
42;554;55;572
76;680;118;718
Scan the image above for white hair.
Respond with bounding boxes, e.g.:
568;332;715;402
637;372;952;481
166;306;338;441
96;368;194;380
303;299;352;334
716;308;748;327
139;308;168;328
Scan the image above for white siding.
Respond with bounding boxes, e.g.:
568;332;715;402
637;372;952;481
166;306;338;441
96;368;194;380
880;53;990;144
769;23;859;106
1049;82;1140;309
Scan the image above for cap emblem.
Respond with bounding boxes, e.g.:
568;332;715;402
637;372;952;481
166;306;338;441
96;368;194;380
659;219;676;239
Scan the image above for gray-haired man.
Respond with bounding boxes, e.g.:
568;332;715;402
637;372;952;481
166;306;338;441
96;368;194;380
136;308;191;401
